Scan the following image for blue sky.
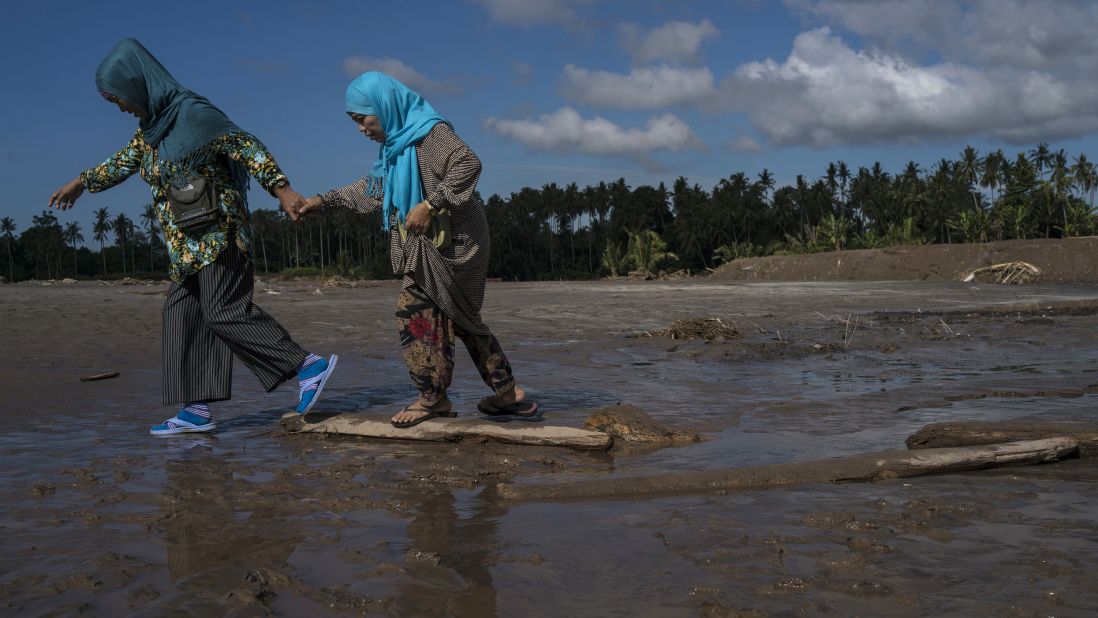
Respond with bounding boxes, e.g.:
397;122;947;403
5;0;1098;237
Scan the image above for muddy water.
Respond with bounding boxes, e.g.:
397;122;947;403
3;280;1098;616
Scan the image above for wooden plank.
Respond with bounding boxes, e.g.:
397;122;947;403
906;421;1098;456
280;412;613;451
496;438;1078;502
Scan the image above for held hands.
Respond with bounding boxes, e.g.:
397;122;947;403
405;201;433;235
298;195;324;218
48;177;86;211
274;184;307;222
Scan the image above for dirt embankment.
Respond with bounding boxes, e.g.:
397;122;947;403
711;237;1098;283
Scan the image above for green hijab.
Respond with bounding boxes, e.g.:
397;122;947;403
95;38;246;190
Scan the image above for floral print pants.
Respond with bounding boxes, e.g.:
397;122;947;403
396;286;516;407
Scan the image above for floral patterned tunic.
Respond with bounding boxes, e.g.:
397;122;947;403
80;128;288;283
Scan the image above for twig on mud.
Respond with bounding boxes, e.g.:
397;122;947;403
843;313;860;350
776;329;785;344
80;371;120;382
750;321;768;334
938;318;954;335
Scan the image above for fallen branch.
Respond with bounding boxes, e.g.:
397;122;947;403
496;438;1077;502
906;421;1098;456
961;261;1041;284
80;371;119;382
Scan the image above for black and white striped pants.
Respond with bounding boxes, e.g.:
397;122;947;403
162;243;307;405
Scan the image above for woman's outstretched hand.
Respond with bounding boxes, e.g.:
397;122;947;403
49;177;86;211
275;184;307;222
405;201;432;235
298;195;324;217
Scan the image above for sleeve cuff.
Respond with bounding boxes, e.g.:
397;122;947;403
266;176;289;196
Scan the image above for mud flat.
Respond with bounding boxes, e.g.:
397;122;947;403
4;276;1098;615
712;236;1098;283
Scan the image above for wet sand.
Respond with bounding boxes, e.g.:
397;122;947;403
3;278;1098;616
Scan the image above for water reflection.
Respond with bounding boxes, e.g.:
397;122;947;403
159;452;301;583
392;487;508;617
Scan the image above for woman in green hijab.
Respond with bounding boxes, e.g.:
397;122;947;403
48;38;338;436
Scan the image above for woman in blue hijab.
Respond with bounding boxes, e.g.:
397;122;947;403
301;72;537;428
48;38;338;435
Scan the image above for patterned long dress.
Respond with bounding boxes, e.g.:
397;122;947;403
320;123;515;404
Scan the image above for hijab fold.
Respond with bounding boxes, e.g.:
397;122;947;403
344;72;449;229
95;38;247;192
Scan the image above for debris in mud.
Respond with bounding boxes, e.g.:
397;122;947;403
322;276;354;288
80;371;119;382
584;404;701;444
652;317;738;342
31;483;56;496
961;261;1041;284
613;268;692;281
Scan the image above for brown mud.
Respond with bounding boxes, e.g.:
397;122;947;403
713;236;1098;283
3;272;1098;615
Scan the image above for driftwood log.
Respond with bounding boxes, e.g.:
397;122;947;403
496;438;1078;502
280;412;612;451
80;371;120;382
906;421;1098;456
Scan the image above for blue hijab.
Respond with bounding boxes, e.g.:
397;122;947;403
344;72;450;229
95;38;247;190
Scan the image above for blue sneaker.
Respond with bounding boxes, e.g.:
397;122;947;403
150;409;217;436
296;354;338;414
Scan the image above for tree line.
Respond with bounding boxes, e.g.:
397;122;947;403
3;143;1096;283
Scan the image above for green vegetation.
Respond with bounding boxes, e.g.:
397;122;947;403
5;144;1096;282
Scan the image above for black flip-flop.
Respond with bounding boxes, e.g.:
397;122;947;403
477;400;540;418
390;406;455;428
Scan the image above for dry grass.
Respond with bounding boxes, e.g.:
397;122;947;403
654;317;739;342
961;261;1041;284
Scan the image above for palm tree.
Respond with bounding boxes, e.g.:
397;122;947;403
837;160;851;219
141;203;159;271
1050;149;1070;235
1;217;15;283
756;169;776;202
980;150;1005;206
93;207;111;277
957;145;984;212
31;210;63;279
1029;143;1051;180
112;212;131;276
1071;153;1096;208
62;221;84;277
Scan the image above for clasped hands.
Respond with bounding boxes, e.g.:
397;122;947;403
291;193;434;235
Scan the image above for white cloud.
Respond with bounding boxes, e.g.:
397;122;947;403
562;64;715;109
723;27;1098;146
484;107;702;157
342;57;458;97
787;0;1098;76
730;137;763;153
618;19;719;65
466;0;580;26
